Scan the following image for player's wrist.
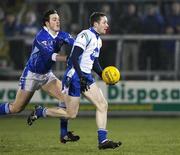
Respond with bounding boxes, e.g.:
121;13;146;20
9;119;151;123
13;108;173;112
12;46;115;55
98;71;103;79
80;75;86;82
52;53;58;61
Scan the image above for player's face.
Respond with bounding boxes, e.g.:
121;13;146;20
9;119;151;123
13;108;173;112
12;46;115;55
95;16;109;34
46;13;60;34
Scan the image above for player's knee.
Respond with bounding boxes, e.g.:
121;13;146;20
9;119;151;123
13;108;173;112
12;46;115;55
68;113;77;119
102;101;108;111
67;111;78;119
70;115;77;119
98;100;108;112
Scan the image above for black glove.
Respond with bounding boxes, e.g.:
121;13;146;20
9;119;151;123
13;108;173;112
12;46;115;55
98;71;102;79
80;76;90;92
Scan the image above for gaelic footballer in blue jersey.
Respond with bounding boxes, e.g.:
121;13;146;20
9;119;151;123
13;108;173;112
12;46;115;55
62;12;121;149
0;9;79;143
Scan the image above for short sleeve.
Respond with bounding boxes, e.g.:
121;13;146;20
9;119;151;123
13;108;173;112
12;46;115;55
73;31;91;50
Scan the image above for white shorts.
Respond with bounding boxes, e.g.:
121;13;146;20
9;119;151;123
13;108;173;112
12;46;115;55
19;68;58;92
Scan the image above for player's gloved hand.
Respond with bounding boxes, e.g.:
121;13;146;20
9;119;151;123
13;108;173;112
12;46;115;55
98;71;103;79
80;76;90;92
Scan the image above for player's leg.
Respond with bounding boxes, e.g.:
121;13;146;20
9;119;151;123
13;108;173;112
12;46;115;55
0;68;36;115
59;96;80;143
58;102;71;143
59;100;80;143
83;83;108;133
28;77;80;142
41;78;64;101
83;83;121;149
41;81;80;142
42;80;70;141
37;78;69;117
0;88;34;115
36;71;80;142
42;73;81;115
28;78;70;126
59;71;82;143
42;78;80;118
28;75;75;119
27;74;70;126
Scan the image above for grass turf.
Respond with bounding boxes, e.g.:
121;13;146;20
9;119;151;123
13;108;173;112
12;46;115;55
0;117;180;155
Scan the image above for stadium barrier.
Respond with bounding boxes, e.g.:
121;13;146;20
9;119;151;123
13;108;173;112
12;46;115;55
1;81;180;116
101;34;180;80
2;34;180;80
1;34;180;116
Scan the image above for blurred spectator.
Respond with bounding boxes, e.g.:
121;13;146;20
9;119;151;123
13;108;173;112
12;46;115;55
58;3;72;31
0;7;4;20
116;3;142;71
0;7;9;68
99;3;117;68
3;8;26;70
139;5;165;71
160;25;175;70
22;10;39;37
166;2;180;34
141;5;164;34
100;4;112;33
70;23;80;38
116;3;141;34
3;12;20;37
21;10;39;60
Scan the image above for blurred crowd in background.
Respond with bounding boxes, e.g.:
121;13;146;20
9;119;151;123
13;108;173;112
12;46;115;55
0;0;180;80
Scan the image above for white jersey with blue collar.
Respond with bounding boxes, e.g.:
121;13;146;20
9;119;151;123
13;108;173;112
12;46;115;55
68;27;102;74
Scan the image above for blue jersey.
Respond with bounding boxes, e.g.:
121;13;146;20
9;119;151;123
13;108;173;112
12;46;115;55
25;27;74;74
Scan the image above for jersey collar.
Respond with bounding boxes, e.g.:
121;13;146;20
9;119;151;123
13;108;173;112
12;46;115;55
43;26;58;39
89;27;100;39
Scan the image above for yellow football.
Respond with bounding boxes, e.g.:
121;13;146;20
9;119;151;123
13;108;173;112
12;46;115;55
102;66;120;84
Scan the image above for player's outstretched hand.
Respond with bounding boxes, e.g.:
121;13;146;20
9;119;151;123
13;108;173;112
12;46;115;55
80;76;90;92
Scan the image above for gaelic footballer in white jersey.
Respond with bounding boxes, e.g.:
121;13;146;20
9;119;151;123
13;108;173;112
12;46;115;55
62;12;122;149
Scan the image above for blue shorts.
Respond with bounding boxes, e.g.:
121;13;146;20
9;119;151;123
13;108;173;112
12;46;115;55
62;67;95;97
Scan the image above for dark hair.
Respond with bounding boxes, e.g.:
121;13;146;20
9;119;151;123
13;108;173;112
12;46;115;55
89;12;106;27
42;9;58;26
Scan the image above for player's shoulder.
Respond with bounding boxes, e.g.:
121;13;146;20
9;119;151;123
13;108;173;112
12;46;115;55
35;28;48;41
79;29;92;36
77;29;92;41
58;31;72;39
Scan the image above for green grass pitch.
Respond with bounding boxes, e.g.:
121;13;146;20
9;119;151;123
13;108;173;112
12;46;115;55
0;117;180;155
